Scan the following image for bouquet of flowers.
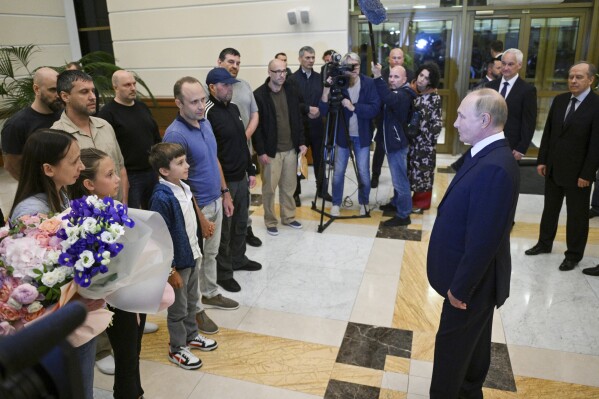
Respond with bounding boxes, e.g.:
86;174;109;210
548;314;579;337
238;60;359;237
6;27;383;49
57;195;134;288
0;213;73;334
0;195;135;336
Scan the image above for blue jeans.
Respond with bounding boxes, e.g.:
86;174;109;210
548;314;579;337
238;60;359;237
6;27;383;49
76;336;97;399
332;137;371;206
387;147;412;218
127;169;158;210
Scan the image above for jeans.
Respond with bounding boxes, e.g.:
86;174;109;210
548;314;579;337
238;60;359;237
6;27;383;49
76;337;97;399
332;137;371;206
127;169;157;210
387;147;412;218
216;177;249;281
198;198;222;299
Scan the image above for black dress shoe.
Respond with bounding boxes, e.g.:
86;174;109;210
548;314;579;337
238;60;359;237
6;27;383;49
294;194;301;207
317;191;333;202
379;202;396;212
590;208;599;219
371;175;379;188
559;259;578;271
246;226;262;247
524;243;552;256
382;216;411;227
217;278;241;292
582;265;599;276
237;259;262;271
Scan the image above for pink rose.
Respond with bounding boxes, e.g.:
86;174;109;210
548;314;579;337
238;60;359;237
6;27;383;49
19;215;41;226
0;278;17;302
10;283;39;305
31;232;51;248
48;236;62;249
39;218;62;234
0;303;22;321
0;321;15;336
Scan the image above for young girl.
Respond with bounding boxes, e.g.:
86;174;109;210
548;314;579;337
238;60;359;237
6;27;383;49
9;129;102;399
71;148;146;399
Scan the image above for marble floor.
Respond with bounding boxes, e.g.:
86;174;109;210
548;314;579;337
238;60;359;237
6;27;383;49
2;153;599;398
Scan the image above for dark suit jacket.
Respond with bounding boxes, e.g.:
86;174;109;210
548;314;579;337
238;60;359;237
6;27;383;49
538;90;599;187
427;139;520;309
487;77;537;154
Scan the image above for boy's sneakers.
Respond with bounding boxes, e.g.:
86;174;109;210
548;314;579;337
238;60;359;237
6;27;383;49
168;346;202;370
188;334;218;351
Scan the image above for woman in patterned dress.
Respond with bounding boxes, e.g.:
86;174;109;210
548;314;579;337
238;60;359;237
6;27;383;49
408;62;443;212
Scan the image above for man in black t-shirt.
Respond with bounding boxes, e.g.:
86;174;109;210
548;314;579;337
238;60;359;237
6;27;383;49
1;67;62;180
98;70;162;209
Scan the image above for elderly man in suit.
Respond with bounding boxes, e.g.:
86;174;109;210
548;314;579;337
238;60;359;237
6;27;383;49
525;62;599;273
486;48;537;160
428;89;520;398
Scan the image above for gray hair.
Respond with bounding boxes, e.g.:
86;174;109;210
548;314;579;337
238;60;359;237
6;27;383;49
299;46;315;57
57;70;93;95
341;52;360;65
472;88;507;129
502;48;523;64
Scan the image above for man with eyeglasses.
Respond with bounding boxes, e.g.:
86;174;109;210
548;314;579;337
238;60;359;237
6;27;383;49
252;59;307;236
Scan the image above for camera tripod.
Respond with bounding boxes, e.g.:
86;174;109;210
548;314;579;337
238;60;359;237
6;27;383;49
311;89;370;233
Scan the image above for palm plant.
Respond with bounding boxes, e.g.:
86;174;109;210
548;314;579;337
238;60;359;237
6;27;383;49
0;45;156;120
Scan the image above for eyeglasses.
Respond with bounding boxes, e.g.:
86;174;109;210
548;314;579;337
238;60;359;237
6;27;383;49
269;70;288;75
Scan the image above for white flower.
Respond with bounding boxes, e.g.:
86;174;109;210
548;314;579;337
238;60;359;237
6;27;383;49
102;251;111;259
41;270;59;287
54;267;68;283
101;258;110;266
100;231;117;244
27;301;43;313
81;217;98;233
4;237;47;278
108;224;125;237
64;225;80;237
74;250;96;271
44;250;60;265
6;297;22;310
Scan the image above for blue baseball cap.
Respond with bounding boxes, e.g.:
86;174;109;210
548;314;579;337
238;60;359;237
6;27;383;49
206;68;239;85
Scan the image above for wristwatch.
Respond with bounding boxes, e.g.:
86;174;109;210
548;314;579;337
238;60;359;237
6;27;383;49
221;188;230;195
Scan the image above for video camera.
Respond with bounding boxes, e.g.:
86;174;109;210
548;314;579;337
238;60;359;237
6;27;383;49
322;51;355;91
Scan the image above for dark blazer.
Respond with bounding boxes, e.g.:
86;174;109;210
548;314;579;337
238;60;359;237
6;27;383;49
486;77;537;154
427;139;520;309
538;90;599;187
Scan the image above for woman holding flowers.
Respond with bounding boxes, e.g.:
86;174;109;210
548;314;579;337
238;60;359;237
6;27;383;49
8;129;102;399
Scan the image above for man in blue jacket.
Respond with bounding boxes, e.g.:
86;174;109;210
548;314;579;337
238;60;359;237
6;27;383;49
372;63;416;226
427;89;519;398
319;52;380;216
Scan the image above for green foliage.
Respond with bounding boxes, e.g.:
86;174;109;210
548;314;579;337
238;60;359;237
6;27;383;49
0;45;156;120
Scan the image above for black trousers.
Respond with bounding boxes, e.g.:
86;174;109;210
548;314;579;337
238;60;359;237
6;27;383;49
106;307;146;399
430;300;494;399
538;175;591;262
372;140;386;177
295;127;325;196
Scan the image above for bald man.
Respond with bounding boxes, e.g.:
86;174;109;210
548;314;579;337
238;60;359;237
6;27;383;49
372;48;414;188
98;70;161;210
1;67;63;179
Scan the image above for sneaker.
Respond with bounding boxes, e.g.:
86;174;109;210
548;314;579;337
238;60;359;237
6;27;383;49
143;322;159;334
266;226;279;236
331;205;340;216
382;216;411;227
202;294;239;310
246;226;262;247
196;310;219;334
168;346;202;370
188;334;218;351
95;354;115;375
359;205;369;216
284;220;302;229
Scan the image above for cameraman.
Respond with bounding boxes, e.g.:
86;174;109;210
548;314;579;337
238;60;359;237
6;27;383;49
319;52;380;216
372;63;417;227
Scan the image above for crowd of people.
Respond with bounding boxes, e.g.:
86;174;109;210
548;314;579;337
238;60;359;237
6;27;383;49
1;42;598;399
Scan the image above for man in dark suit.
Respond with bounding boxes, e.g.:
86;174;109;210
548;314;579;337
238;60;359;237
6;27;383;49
428;89;520;398
525;62;599;273
486;48;537;160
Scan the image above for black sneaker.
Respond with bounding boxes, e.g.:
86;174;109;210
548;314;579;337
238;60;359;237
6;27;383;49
246;226;262;247
237;260;262;271
379;202;396;212
382;216;411;227
217;278;241;292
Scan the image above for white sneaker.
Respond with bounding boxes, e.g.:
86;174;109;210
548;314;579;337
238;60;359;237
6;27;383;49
331;205;340;216
169;346;202;370
144;322;159;334
360;204;369;216
95;354;115;375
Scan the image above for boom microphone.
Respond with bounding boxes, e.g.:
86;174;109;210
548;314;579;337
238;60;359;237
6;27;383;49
357;0;387;25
